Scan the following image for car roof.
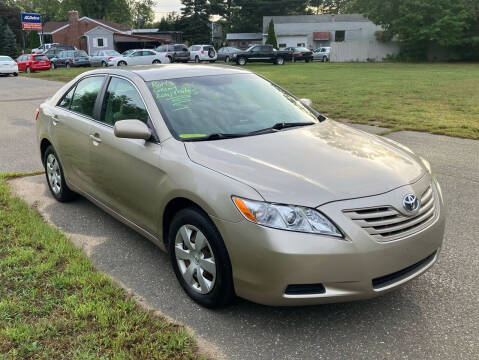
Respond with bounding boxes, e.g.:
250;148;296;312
81;64;252;81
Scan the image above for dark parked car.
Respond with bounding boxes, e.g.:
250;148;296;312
43;45;76;60
15;54;50;73
232;44;292;66
284;47;314;62
155;44;190;63
51;50;90;69
217;47;241;63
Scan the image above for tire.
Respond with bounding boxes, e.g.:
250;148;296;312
169;207;234;308
152;59;161;64
237;57;247;66
118;61;127;67
43;145;77;202
305;58;311;63
275;57;284;65
101;61;107;67
195;56;200;63
13;72;18;77
26;66;31;73
323;56;328;62
225;56;230;63
66;62;71;69
51;63;55;70
167;56;173;63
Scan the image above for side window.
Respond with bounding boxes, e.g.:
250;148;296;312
251;46;261;52
144;51;155;56
70;76;104;117
101;77;149;126
58;86;76;109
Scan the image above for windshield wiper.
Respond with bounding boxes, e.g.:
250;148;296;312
183;133;248;142
248;122;315;135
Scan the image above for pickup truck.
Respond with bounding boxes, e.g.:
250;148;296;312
232;44;292;65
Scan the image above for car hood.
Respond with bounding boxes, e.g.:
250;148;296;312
185;121;425;208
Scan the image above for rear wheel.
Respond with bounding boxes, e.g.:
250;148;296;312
43;145;76;202
26;66;31;73
323;56;328;62
66;62;71;69
118;61;127;66
101;61;107;67
195;56;200;63
275;57;284;65
225;56;230;63
152;59;161;64
13;72;18;77
169;208;234;308
51;63;55;70
305;58;311;63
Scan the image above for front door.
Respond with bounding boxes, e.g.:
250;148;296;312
88;76;163;233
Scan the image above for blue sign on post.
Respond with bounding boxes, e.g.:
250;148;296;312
21;13;42;30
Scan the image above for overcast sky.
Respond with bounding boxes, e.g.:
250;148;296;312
155;0;183;19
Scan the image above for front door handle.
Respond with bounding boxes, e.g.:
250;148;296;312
90;133;102;145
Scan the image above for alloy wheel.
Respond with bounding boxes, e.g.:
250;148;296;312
174;224;216;294
46;153;62;195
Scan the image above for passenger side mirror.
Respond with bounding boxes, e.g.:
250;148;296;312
114;120;151;140
300;98;313;107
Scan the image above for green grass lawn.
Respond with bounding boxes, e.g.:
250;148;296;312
0;173;202;360
21;62;479;139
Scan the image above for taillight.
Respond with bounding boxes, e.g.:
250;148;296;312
201;50;204;54
165;54;169;58
71;58;75;61
108;56;114;60
298;52;302;56
35;108;40;121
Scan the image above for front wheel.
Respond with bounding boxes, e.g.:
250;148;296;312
225;56;230;63
101;61;107;67
323;56;328;62
13;72;18;77
275;57;284;65
43;146;77;202
118;61;127;67
66;62;71;69
152;59;161;64
51;63;55;70
237;57;247;66
195;56;200;63
26;66;31;73
169;208;234;308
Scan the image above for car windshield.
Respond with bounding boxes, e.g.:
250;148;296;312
122;50;134;56
148;74;318;140
75;51;88;57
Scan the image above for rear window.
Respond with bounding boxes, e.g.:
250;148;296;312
296;47;310;52
75;51;88;57
174;45;186;51
203;46;213;51
33;55;48;61
0;56;12;61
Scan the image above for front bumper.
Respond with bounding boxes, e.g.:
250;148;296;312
214;177;445;306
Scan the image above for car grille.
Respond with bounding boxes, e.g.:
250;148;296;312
343;185;437;242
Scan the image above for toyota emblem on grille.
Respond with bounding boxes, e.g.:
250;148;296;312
403;194;420;213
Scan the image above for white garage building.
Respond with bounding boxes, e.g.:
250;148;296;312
263;14;399;62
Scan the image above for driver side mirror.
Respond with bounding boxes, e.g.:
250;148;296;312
300;98;313;107
114;119;151;140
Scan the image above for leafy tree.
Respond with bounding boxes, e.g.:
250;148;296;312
307;0;350;14
131;0;155;28
350;0;479;60
179;0;211;44
58;0;133;25
265;19;277;48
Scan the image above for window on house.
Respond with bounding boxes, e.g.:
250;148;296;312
335;30;345;42
95;37;107;47
297;43;305;47
279;43;286;48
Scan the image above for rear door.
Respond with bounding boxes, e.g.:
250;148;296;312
88;75;162;233
142;50;157;64
50;75;106;193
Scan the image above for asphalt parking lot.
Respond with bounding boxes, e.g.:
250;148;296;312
1;76;478;359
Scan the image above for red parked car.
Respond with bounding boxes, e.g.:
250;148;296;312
15;54;50;73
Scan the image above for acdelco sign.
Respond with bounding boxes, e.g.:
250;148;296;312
21;12;42;30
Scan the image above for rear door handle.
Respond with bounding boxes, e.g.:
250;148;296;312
52;114;61;125
90;133;102;145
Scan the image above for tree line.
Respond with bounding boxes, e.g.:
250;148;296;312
1;0;478;60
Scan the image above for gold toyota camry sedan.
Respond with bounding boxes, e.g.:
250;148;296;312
36;65;445;307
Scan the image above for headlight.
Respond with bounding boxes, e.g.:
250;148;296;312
232;197;343;238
